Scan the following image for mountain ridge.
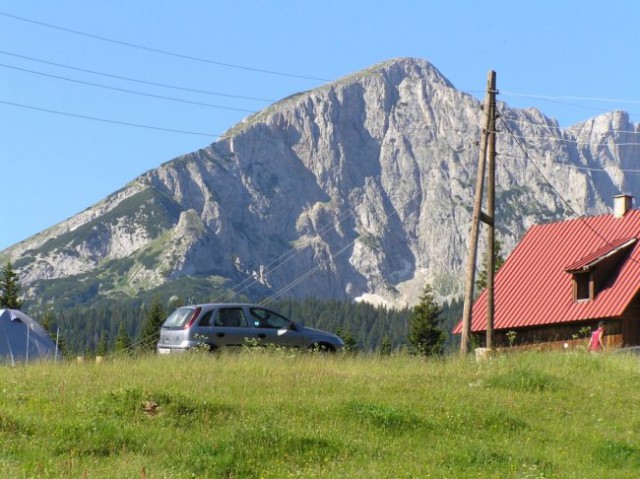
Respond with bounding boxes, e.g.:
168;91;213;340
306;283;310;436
2;57;638;309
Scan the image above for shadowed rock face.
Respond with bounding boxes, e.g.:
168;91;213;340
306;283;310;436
4;58;638;307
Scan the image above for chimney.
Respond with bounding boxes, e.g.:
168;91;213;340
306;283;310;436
614;194;633;218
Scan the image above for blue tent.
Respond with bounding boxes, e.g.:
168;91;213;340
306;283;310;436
0;309;59;364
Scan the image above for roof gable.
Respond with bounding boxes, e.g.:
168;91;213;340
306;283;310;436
565;237;636;273
454;209;640;334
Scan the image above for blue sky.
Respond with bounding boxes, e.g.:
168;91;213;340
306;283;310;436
2;0;640;251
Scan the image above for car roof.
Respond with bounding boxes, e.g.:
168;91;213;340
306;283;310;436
178;303;268;309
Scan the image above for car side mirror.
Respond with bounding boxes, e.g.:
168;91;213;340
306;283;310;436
289;322;298;331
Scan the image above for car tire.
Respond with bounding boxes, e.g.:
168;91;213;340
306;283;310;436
309;342;336;353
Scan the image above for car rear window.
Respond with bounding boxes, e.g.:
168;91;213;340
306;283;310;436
162;307;197;329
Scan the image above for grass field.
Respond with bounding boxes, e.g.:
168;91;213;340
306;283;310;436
0;349;639;478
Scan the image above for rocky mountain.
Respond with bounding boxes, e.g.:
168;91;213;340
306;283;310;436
2;58;639;308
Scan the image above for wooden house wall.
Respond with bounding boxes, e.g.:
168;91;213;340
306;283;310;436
472;294;640;350
620;294;640;346
485;319;624;350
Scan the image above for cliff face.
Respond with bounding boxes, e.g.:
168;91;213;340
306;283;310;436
4;58;638;307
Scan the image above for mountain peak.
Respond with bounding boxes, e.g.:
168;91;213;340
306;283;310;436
334;57;454;89
565;110;636;138
223;57;455;139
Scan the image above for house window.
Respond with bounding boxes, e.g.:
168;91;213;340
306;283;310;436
575;272;591;301
566;237;637;303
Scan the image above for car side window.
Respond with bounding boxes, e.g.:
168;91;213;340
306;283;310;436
198;310;214;327
214;308;247;328
250;308;291;329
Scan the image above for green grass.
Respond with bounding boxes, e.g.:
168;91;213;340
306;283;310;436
0;350;639;478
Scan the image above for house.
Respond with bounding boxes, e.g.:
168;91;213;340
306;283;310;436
453;195;640;350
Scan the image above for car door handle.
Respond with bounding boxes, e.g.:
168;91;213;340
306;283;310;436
258;333;266;339
216;332;225;337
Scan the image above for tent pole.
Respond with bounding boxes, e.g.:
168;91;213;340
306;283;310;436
1;321;15;367
55;327;60;362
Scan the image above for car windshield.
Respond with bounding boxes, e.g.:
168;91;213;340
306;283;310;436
162;307;196;329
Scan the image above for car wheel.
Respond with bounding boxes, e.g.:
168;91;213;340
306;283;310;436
309;342;336;353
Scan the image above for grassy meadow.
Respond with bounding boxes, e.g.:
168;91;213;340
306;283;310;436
0;349;639;478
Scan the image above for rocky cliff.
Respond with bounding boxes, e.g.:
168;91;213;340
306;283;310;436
3;58;638;308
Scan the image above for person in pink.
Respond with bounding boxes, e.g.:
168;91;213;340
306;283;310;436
587;322;606;352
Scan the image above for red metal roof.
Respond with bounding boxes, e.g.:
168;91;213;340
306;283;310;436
453;209;640;334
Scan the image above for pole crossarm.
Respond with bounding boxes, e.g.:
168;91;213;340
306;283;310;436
480;212;494;226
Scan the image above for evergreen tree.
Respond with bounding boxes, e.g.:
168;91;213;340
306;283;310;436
138;297;166;351
408;285;444;357
41;308;55;336
39;309;68;359
336;328;358;354
0;261;23;310
114;323;132;355
96;331;109;356
379;336;392;356
440;298;463;352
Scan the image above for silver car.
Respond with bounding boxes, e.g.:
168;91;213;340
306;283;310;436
156;303;344;353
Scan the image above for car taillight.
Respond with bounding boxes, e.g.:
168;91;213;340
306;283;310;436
183;307;202;329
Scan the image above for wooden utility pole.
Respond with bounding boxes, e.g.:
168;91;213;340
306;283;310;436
485;75;497;350
459;70;497;355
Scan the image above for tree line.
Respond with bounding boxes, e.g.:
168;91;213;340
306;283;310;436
1;260;462;357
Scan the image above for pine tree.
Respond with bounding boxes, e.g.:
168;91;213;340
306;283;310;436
336;328;358;354
0;261;23;310
408;284;444;357
138;297;166;351
41;309;55;336
96;331;109;356
39;309;68;359
379;336;392;356
114;323;132;355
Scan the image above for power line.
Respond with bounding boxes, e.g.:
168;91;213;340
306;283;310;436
209;181;422;307
500;116;564;132
496;150;640;175
495;131;640;148
213;207;356;303
500;118;640;276
0;49;275;103
0;62;257;113
496;113;640;147
499;116;617;247
500;112;640;135
0;10;330;82
0;99;218;137
9;69;638;155
498;96;637;122
261;188;423;306
501;90;640;106
571;165;640;174
0;87;483;144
